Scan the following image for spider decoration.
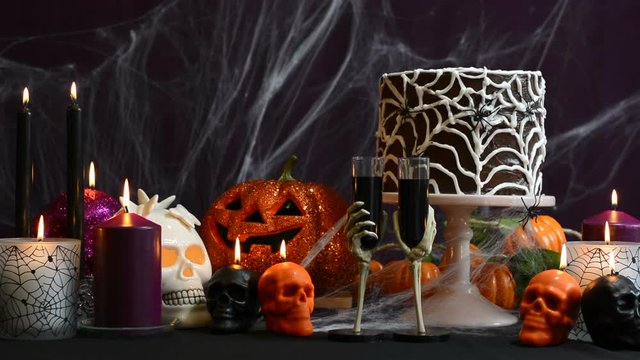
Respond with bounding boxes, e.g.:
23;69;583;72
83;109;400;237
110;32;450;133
524;101;539;118
518;101;540;126
462;103;501;131
392;101;426;123
519;193;543;226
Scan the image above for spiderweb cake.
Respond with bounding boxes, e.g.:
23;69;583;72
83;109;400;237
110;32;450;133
376;67;546;196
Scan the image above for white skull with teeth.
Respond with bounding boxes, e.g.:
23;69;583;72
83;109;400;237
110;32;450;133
131;189;212;328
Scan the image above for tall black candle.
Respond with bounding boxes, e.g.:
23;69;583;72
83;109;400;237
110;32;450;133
67;82;83;243
15;87;31;237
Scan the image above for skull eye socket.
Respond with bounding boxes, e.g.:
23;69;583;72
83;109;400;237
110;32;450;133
228;283;248;301
276;200;302;216
185;245;206;265
524;289;538;304
618;293;637;312
162;247;179;268
226;199;242;210
545;295;559;310
304;285;313;298
283;283;299;297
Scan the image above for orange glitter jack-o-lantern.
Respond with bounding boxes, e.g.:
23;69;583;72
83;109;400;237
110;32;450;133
201;156;357;295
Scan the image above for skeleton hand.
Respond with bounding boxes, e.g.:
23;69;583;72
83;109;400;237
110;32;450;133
392;205;437;262
344;201;378;263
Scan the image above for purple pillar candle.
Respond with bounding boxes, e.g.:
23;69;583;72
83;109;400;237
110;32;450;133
581;190;640;242
94;208;161;327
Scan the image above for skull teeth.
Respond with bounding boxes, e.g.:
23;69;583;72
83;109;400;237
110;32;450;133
162;288;206;306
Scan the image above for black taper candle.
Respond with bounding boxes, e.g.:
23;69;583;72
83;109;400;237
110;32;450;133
15;87;31;237
67;82;84;243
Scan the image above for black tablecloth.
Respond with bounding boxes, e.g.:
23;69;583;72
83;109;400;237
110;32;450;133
1;328;638;360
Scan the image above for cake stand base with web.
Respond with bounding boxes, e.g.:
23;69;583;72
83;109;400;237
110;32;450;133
383;193;556;328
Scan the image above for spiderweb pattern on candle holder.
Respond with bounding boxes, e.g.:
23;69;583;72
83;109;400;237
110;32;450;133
565;246;640;342
0;244;80;339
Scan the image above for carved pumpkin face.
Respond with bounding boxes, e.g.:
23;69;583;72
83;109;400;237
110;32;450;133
201;159;357;295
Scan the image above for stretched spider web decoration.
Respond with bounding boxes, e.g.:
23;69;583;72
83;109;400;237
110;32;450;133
564;245;640;342
0;243;80;339
377;68;546;196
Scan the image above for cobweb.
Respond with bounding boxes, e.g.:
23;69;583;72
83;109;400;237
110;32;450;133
0;243;80;339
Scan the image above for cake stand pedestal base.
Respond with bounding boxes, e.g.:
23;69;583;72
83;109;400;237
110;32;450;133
383;193;555;328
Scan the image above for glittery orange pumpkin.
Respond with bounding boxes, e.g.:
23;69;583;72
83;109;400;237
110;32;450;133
201;156;357;295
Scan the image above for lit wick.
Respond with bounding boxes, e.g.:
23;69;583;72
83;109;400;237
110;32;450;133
234;237;241;265
89;162;96;190
609;251;617;276
605;221;611;245
122;178;130;213
279;240;286;262
559;244;567;271
70;82;77;103
37;215;44;242
611;189;618;211
22;87;29;106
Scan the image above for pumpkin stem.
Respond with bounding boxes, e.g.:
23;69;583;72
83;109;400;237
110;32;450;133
279;155;298;181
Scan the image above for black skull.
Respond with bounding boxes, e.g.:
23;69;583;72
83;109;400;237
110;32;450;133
206;265;260;333
582;274;640;349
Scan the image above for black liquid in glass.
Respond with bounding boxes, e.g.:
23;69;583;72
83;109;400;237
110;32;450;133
352;176;382;250
399;178;429;248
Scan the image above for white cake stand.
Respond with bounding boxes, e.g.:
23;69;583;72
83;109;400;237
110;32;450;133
383;193;556;328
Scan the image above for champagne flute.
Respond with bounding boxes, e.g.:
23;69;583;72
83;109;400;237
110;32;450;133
351;156;383;333
398;157;429;335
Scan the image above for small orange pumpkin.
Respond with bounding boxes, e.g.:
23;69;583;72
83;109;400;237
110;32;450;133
376;260;440;295
472;263;517;309
504;215;566;255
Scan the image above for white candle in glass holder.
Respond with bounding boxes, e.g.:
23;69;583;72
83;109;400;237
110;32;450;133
0;216;81;340
565;221;640;342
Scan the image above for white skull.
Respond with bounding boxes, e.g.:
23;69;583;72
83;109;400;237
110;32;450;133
132;189;213;328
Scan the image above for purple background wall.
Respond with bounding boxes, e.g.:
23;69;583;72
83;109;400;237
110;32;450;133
1;0;639;236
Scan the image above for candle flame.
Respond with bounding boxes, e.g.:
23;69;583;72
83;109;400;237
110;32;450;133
122;178;130;212
89;161;96;189
609;251;616;274
605;221;611;244
559;244;567;270
612;189;618;210
70;82;77;102
234;237;241;264
279;240;286;261
37;215;44;241
22;87;29;105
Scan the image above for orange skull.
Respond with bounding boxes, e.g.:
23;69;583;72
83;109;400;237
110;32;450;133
258;262;314;336
519;270;581;346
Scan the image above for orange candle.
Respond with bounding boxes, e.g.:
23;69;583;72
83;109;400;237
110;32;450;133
258;241;315;336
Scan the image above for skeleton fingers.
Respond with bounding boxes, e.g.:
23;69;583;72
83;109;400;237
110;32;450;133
345;201;378;263
392;205;437;261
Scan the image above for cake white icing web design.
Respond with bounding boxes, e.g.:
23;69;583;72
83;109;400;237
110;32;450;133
377;67;547;195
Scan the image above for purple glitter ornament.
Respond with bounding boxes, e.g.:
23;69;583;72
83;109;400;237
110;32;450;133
35;189;121;276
